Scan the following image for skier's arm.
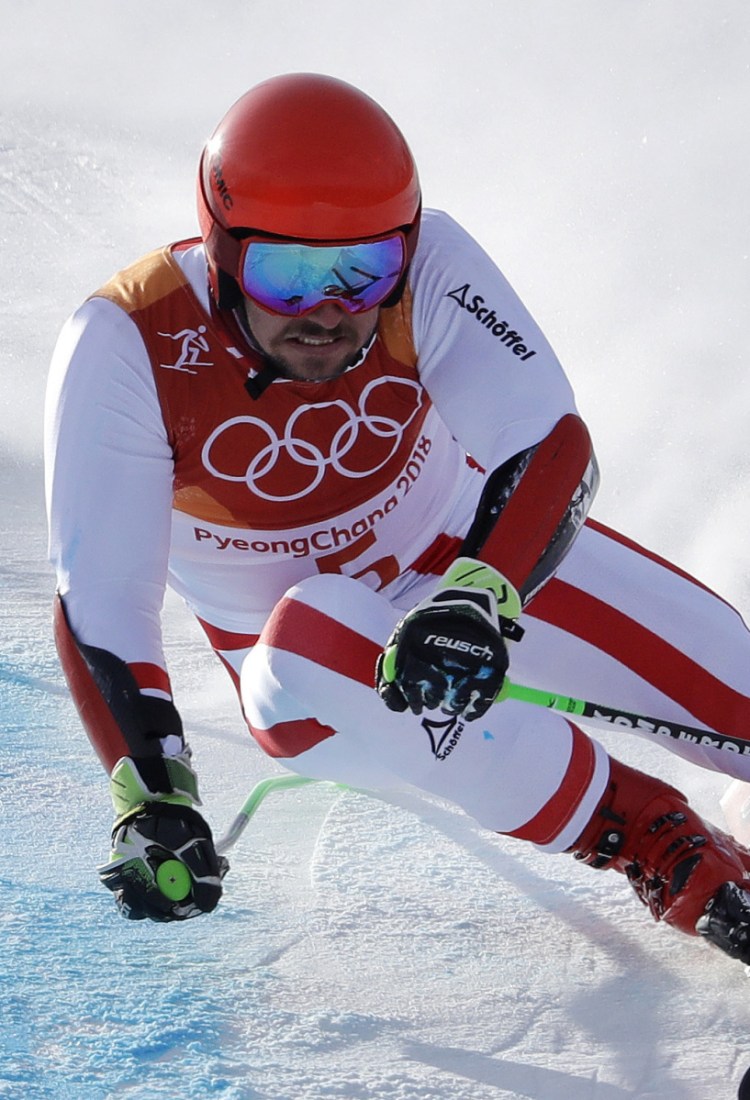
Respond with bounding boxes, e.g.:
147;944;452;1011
460;412;599;604
53;592;183;775
45;296;179;767
45;298;226;920
377;212;598;718
411;213;601;596
410;211;584;477
376;414;598;720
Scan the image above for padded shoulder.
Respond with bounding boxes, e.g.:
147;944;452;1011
92;244;193;315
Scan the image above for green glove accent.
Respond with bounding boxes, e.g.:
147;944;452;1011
380;644;399;685
156;859;193;902
438;557;522;620
109;753;201;823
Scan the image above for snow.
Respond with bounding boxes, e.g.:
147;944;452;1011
2;2;750;1096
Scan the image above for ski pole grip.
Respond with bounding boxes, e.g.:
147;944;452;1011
497;680;586;716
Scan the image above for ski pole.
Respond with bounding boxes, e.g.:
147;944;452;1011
500;680;749;757
215;774;343;854
216;682;748;853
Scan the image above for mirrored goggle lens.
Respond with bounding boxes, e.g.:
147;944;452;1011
240;235;406;315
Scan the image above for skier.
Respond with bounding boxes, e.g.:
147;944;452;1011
45;72;750;963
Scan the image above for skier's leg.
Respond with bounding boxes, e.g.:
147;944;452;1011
516;518;750;778
240;572;609;850
240;572;750;961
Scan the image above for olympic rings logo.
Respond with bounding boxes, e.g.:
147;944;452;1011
201;376;424;502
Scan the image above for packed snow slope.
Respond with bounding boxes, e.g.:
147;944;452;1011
2;3;750;1097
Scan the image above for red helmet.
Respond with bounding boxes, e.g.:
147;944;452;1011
197;73;421;307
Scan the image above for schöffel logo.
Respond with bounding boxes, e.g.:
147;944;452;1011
421;715;465;762
446;283;537;361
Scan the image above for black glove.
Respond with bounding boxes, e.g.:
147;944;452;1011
99;753;228;922
99;801;228;922
376;560;524;722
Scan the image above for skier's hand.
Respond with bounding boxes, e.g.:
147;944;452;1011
98;754;228;921
376;558;524;722
99;801;228;921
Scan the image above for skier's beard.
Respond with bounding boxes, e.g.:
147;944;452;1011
257;318;375;382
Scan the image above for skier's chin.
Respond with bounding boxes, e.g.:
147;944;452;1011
265;335;366;382
274;344;353;381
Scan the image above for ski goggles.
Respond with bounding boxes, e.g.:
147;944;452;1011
238;233;407;316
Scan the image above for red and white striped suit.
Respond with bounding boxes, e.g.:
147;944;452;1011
45;209;750;850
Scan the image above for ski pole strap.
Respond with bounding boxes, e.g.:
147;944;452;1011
498;680;750;757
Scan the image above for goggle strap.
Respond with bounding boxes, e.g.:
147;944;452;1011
205;222;243;280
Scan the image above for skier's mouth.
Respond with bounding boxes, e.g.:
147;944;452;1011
289;333;339;347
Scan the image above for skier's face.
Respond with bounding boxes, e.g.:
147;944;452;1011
242;298;379;382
